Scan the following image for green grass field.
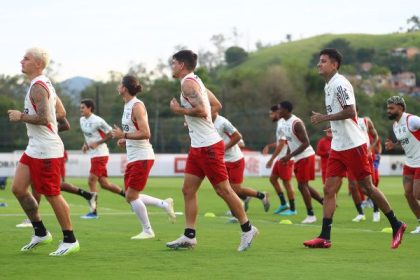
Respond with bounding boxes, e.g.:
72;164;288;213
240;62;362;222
1;176;419;280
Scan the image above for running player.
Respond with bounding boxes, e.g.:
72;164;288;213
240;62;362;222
306;48;406;249
8;47;79;255
385;96;420;234
79;99;126;218
111;75;175;239
166;50;258;251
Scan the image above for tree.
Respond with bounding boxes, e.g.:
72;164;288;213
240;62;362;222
407;15;420;32
225;46;248;66
356;48;375;62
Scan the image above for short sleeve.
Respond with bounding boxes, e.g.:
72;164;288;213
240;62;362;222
334;78;355;107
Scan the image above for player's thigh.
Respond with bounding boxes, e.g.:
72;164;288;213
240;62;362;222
12;163;31;195
412;178;420;199
324;176;342;195
182;173;203;196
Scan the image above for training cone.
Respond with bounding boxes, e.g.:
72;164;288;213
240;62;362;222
204;212;216;218
381;227;392;233
279;219;293;225
174;212;184;216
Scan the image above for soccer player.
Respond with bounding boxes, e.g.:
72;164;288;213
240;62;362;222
111;75;175;239
276;101;323;224
264;105;296;215
166;50;258;251
349;113;381;222
212;111;270;212
306;48;406;249
385;96;420;234
8;47;79;256
79;99;126;218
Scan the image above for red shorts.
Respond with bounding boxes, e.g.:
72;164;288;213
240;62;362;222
90;156;109;177
403;165;420;179
294;155;315;183
327;144;372;180
347;154;374;182
225;158;245;184
20;153;63;196
124;160;154;191
271;159;294;181
185;141;228;185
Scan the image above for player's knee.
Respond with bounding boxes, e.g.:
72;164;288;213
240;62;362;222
12;184;26;197
269;176;277;185
214;184;230;198
413;189;420;200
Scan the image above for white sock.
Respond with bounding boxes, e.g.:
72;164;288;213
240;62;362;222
130;198;152;233
140;194;168;209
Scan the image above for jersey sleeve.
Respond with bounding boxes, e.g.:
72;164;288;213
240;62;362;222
334;78;355;107
222;119;237;136
98;117;112;133
276;126;286;142
407;115;420;131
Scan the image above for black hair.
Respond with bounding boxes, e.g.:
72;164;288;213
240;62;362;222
279;101;293;112
319;48;343;70
270;104;280;111
80;98;95;113
122;75;142;96
172;50;198;70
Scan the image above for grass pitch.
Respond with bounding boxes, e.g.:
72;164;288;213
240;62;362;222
0;176;419;280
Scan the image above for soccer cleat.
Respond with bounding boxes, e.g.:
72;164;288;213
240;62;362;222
373;212;380;222
261;192;270;212
16;218;33;228
49;240;80;256
131;230;155;240
279;209;297;216
164;198;176;223
166;235;197;249
226;217;239;223
21;232;53;251
87;192;98;213
225;210;233;216
80;212;98;219
237;226;258;252
273;204;289;214
391;223;407;249
243;197;251;212
303;237;331;248
301;215;317;224
410;226;420;234
352;214;366;222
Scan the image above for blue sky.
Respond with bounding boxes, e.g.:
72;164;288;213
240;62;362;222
1;0;419;81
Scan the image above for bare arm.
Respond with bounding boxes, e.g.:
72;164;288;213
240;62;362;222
266;139;286;168
112;103;151;140
170;80;207;117
207;88;222;115
225;131;242;151
57;117;70;132
8;84;50;125
366;118;379;151
55;96;70;132
262;142;277;154
311;105;356;125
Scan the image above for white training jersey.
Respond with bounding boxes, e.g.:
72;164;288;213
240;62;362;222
324;73;366;151
80;113;112;158
393;112;420;167
275;118;289;160
357;117;371;148
213;115;243;162
278;115;315;162
24;75;64;159
180;73;222;148
122;97;154;163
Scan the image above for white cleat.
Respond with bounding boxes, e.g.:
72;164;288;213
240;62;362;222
88;192;98;213
49;240;80;256
164;198;176;223
301;215;317;224
21;232;53;251
131;230;155;240
166;235;197;249
352;214;366;222
261;192;270;212
16;219;33;228
373;212;380;222
238;226;258;252
410;226;420;234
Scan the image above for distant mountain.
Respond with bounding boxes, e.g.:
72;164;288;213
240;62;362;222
60;76;94;103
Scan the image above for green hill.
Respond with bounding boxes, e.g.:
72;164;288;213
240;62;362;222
235;32;420;70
